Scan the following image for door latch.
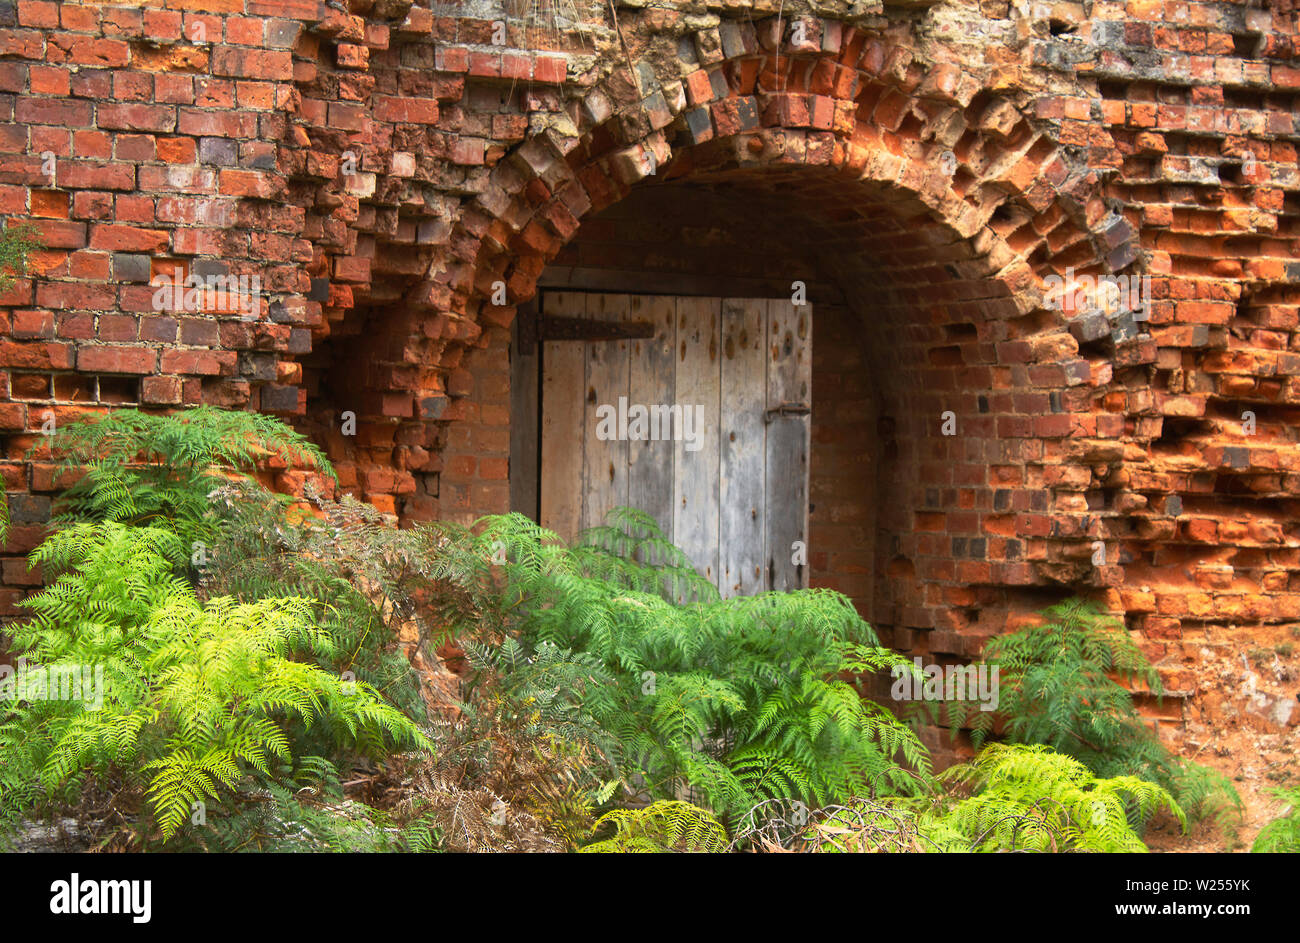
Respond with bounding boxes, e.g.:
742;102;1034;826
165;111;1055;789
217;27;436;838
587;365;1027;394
764;402;811;423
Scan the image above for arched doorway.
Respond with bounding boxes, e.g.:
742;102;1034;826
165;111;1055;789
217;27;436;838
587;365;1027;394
346;30;1127;670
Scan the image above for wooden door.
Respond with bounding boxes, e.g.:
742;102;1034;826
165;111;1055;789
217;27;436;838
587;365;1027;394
539;292;811;597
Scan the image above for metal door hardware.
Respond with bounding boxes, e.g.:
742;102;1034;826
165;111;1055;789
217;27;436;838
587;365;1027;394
764;402;811;422
519;309;655;354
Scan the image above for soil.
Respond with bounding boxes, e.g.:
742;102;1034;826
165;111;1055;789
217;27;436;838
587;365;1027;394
1145;622;1299;852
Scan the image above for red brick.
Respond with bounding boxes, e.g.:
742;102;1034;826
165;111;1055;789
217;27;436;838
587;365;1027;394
140;374;182;404
435;46;468;72
55;160;136;191
115;134;156;162
0;403;26;431
3;557;43;586
154;73;195;104
336;43;369;68
218;169;277;198
210;45;292;81
159;349;233;376
479;457;508;480
143;9;182;40
0;29;42;58
97;314;137;342
374;96;438;124
0;340;73;370
30;190;69;219
451;137;485;165
88;225;168;253
468;53;500;77
685;70;714;105
18;1;59;28
16;98;92;127
156;136;197;163
29;64;68;95
98;103;176;133
76;346;156;375
36;281;114;309
333;256;370;282
72;130;111;159
98;6;141;36
534;56;565;84
61;38;130;68
501;54;529;79
10;309;54;338
225;15;264;45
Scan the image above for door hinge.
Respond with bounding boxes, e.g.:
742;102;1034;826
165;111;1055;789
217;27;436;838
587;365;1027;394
519;309;655;356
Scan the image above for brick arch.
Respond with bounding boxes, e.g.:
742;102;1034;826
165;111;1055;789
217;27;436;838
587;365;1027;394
454;17;1134;310
277;11;1153;650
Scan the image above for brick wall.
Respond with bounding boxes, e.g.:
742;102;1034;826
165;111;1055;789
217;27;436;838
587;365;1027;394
808;301;879;618
1;0;1298;738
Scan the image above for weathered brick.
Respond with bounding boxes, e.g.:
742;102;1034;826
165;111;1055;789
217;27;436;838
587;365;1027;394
76;345;156;374
210;45;292;80
140;374;182;404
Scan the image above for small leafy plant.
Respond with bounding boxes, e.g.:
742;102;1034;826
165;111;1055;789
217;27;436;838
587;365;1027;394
1;408;437;850
733;744;1183;853
0;221;41;292
953;599;1161;762
204;481;433;721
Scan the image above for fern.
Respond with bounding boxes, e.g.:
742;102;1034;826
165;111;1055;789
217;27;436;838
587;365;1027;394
20;407;427;743
579;800;727;853
1171;760;1244;833
160;761;442;853
428;507;934;822
731;745;1184;853
951;598;1240;828
0;521;430;846
1252;786;1300;853
933;744;1185;852
202;480;432;721
34;407;332;568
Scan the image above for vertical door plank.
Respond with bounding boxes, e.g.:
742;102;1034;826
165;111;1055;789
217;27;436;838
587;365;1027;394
627;294;677;551
764;298;812;591
719;298;766;598
673;296;721;596
581;293;631;534
539;291;586;543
